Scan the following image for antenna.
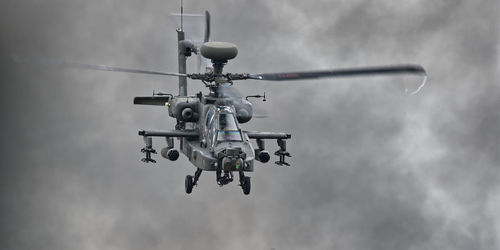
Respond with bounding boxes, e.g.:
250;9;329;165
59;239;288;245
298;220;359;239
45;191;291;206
180;0;183;31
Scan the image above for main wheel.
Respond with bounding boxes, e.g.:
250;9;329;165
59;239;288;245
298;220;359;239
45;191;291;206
242;176;251;195
185;175;194;194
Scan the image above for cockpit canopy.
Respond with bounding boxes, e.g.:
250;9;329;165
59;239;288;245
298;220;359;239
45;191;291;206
217;113;242;142
206;106;243;146
218;113;238;130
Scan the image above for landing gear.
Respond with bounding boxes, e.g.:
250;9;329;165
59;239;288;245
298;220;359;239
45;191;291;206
242;176;251;195
185;168;203;194
185;175;193;194
239;172;251;195
215;169;251;195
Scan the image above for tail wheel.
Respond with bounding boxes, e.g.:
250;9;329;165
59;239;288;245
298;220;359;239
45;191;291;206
242;176;251;195
185;175;194;194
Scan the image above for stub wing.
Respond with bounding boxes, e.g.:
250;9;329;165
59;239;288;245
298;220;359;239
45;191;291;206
137;129;199;163
244;131;291;166
244;131;291;139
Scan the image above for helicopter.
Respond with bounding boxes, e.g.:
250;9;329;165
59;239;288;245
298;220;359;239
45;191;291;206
16;9;427;195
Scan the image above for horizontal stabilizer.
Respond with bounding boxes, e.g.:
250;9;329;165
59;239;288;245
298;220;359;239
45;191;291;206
134;96;171;106
139;130;199;138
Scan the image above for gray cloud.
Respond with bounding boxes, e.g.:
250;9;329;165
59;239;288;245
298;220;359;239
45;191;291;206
1;0;499;249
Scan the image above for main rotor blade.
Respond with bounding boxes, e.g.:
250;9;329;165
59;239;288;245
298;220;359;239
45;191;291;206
247;64;426;81
13;56;185;77
204;11;211;43
62;62;187;77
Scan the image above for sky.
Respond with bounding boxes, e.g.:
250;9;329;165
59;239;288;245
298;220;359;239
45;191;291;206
1;0;499;249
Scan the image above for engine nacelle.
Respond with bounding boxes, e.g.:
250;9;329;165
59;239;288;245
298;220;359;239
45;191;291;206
182;108;195;120
234;99;253;123
168;97;200;122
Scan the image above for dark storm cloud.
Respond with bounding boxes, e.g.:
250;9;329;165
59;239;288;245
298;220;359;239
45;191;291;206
1;0;499;250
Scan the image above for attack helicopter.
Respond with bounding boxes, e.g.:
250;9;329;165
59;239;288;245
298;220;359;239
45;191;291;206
18;9;427;195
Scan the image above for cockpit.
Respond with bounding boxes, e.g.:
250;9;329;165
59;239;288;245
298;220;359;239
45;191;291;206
217;113;242;142
205;106;243;147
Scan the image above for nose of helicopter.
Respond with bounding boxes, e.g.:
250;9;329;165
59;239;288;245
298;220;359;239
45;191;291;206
222;156;245;172
218;147;248;172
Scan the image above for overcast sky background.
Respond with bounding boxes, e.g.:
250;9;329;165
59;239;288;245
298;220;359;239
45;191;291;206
1;0;499;249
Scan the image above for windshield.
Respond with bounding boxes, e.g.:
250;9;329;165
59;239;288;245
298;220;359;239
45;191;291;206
219;113;238;130
217;130;242;141
217;113;242;142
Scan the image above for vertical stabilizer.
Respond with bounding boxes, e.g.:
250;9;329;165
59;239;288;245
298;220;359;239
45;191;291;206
177;0;187;96
177;28;187;96
171;4;211;96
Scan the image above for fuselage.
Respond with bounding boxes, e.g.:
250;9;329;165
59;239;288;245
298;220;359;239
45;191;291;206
173;94;255;172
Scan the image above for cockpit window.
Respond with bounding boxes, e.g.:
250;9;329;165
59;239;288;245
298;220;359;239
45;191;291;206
217;131;242;141
217;113;242;142
205;108;214;128
219;113;238;131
